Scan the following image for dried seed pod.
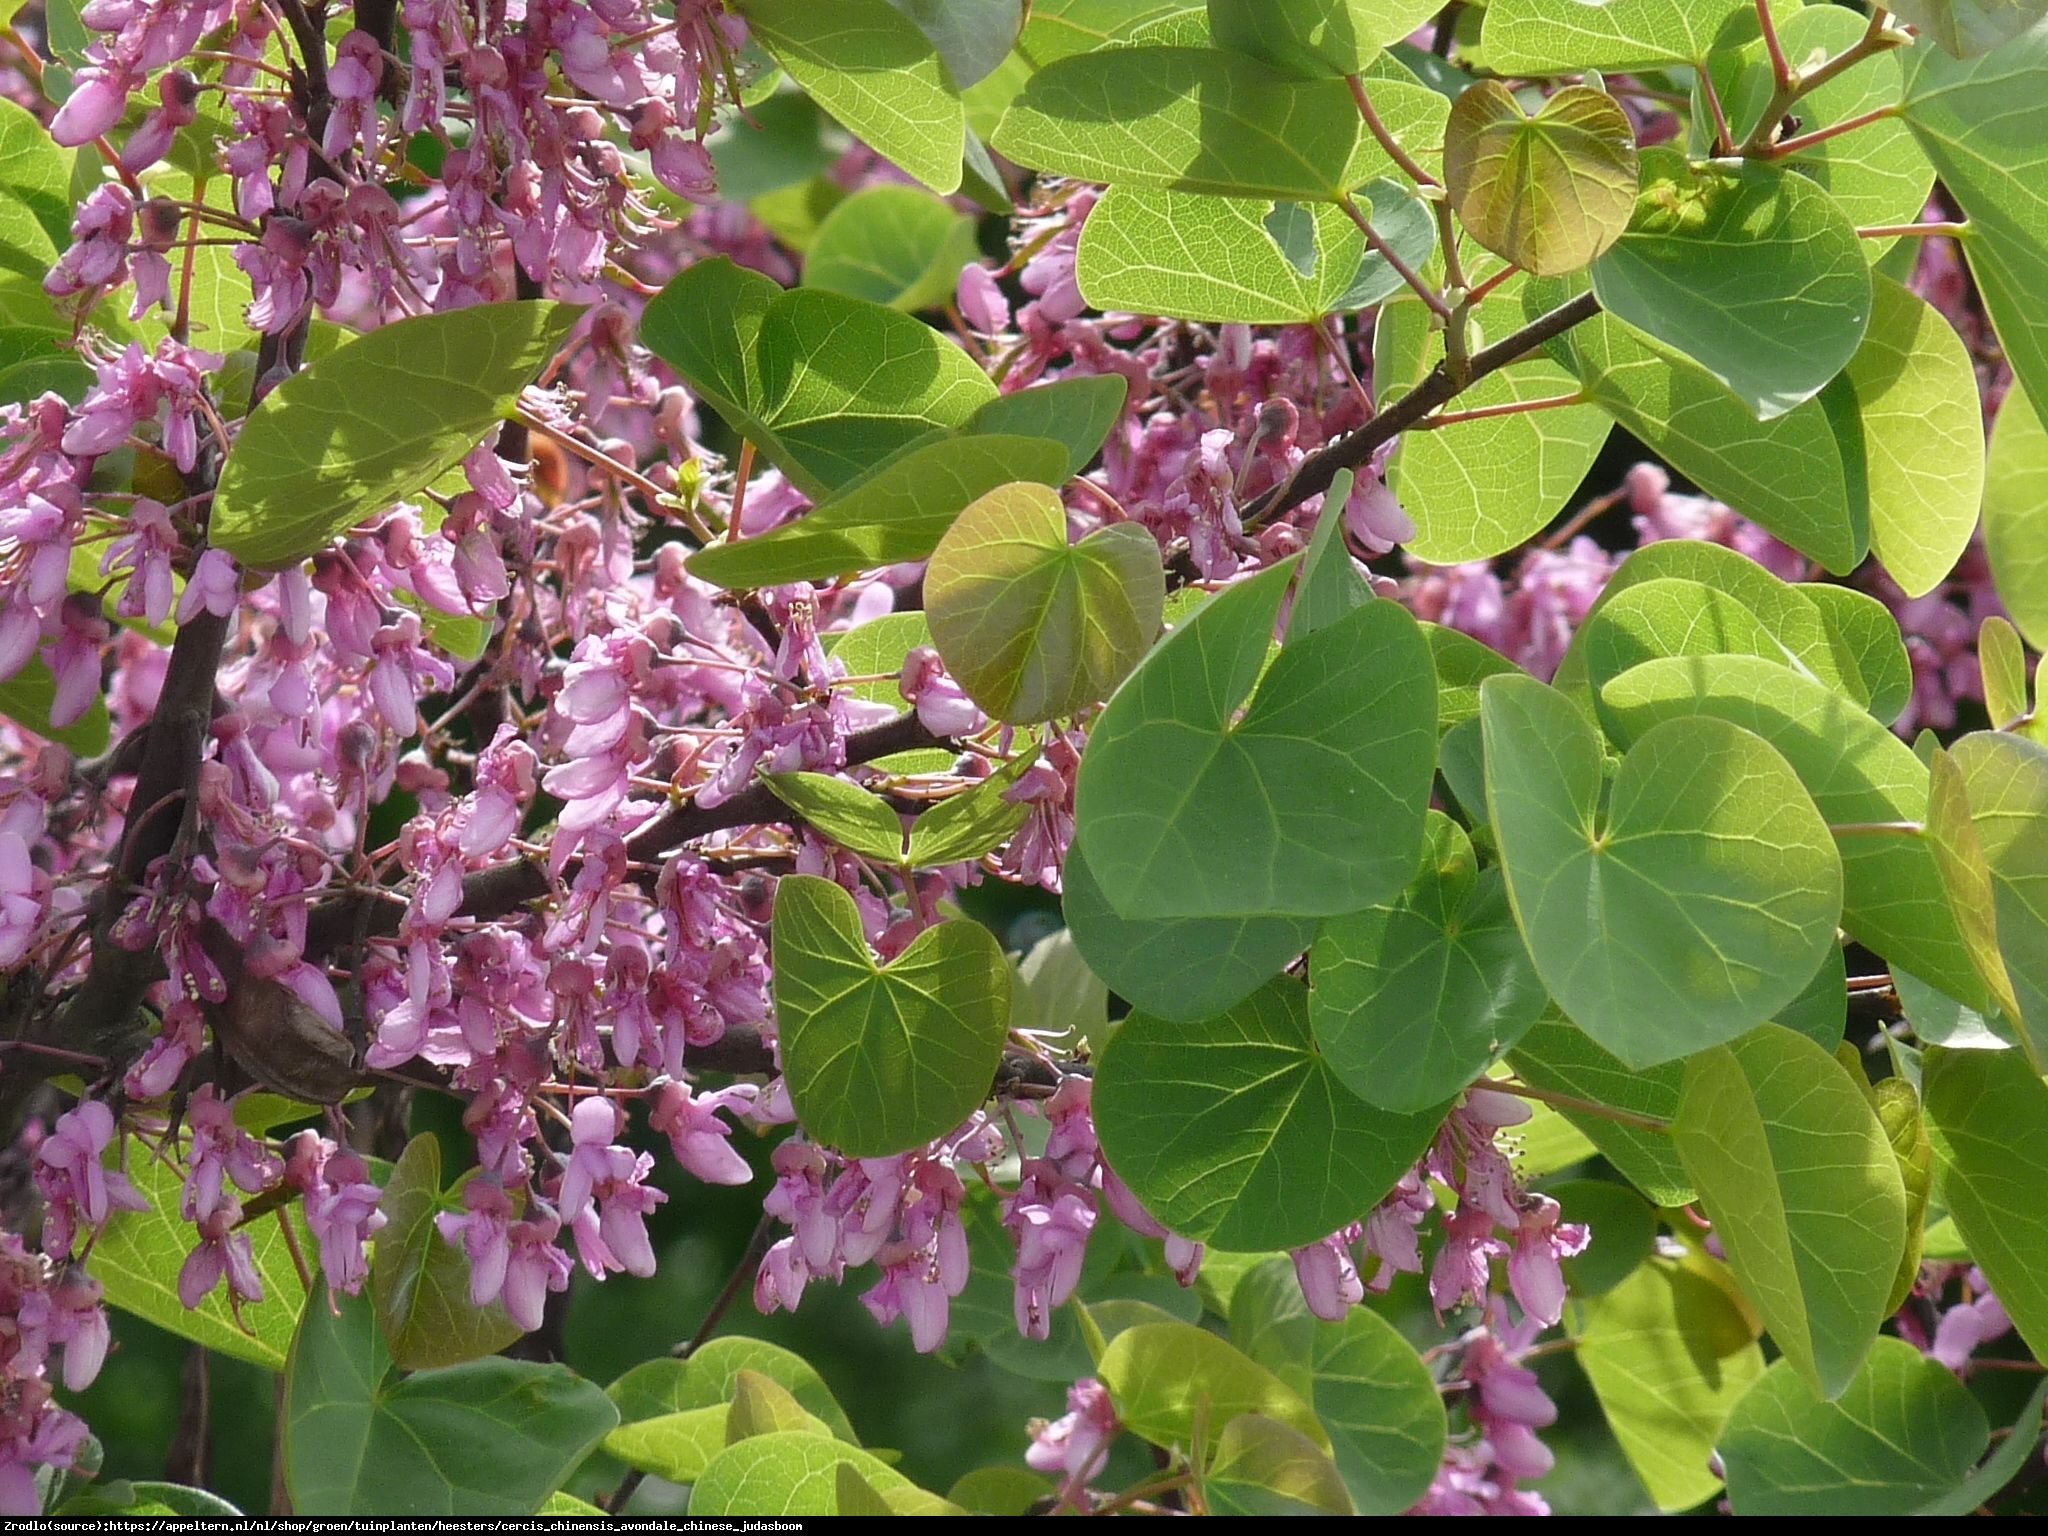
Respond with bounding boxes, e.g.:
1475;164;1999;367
211;974;361;1105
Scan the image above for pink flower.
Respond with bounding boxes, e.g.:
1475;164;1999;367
33;1100;146;1259
648;1080;757;1186
285;1132;388;1299
179;1206;265;1309
1291;1224;1365;1321
1027;1378;1118;1507
899;646;984;737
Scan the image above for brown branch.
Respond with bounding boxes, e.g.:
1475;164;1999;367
1241;289;1602;532
301;712;947;958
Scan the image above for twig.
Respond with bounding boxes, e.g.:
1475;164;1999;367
1336;193;1449;319
1421;391;1587;429
1347;74;1440;189
1240;290;1602;532
1487;1076;1670;1133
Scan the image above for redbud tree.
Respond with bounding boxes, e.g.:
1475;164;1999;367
0;0;2044;1518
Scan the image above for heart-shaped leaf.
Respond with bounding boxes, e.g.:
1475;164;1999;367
1589;149;1871;420
371;1134;522;1370
283;1284;617;1515
803;184;979;309
926;482;1165;723
1952;731;2048;1066
1482;674;1843;1068
1098;1320;1329;1453
1075;560;1437;920
688;433;1072;590
1310;811;1548;1111
1444;81;1639;276
1093;976;1446;1250
1596;654;2000;1019
1061;834;1317;1023
607;1338;856;1440
211;301;582;568
1207;1414;1354;1517
1673;1025;1907;1399
641;258;996;500
772;873;1011;1156
1573;1247;1764;1514
689;1430;945;1516
1719;1338;1990;1516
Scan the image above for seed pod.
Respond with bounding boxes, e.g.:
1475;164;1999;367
211;973;361;1105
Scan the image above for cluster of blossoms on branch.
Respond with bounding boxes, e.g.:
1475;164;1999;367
0;0;2025;1516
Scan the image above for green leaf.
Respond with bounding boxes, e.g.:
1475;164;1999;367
1099;1320;1329;1453
1574;1248;1765;1514
1482;674;1843;1069
820;612;958;774
0;659;111;756
691;433;1070;591
211;302;581;568
968;374;1129;477
690;1431;938;1516
1733;6;1934;244
1984;389;2048;650
93;1139;310;1371
1309;1306;1448;1514
708;91;839;203
905;750;1037;866
1093;975;1446;1249
1719;1338;1990;1515
947;1465;1055;1514
1803;580;1913;725
1597;654;1994;1017
890;0;1026;87
1207;0;1442;75
1020;0;1206;62
607;1338;855;1439
1509;1017;1695;1203
1981;615;2030;730
538;1491;609;1516
641;258;996;500
283;1285;617;1515
1060;833;1316;1021
1842;274;1984;598
1010;927;1108;1044
993;45;1365;200
833;1460;896;1516
803;184;979;310
1485;0;1753;71
1227;1256;1317;1396
1548;1178;1657;1296
0;98;72;274
1375;282;1611;564
772;873;1011;1156
1913;1374;2048;1515
370;1134;523;1371
1577;577;1823;715
1951;731;2048;1064
604;1405;730;1484
1444;82;1639;276
1208;1414;1354;1516
1920;1046;2048;1363
1673;1025;1907;1399
1901;28;2048;419
1529;279;1868;572
1889;0;2048;60
1287;469;1373;641
1875;1077;1933;1313
1427;623;1521;732
737;0;966;193
55;1481;245;1518
1076;564;1437;919
1310;811;1547;1111
763;772;907;863
1590;150;1871;420
926;481;1164;722
1927;746;2027;1028
1076;185;1376;323
728;1370;835;1444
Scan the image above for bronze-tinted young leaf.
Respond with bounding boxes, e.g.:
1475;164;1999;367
925;482;1164;723
1443;82;1639;277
